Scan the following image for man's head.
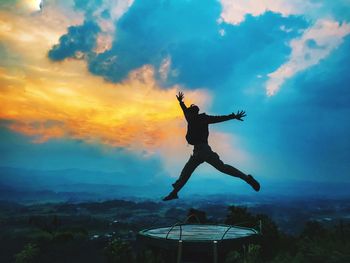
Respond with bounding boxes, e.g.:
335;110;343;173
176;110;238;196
188;104;199;115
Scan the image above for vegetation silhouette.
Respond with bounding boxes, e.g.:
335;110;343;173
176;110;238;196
1;200;350;263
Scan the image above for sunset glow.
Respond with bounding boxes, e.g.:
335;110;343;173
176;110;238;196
0;4;209;153
1;0;349;185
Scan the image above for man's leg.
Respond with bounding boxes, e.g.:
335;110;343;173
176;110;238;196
163;155;203;201
206;151;260;191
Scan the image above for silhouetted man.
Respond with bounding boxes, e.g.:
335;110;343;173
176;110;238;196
163;92;260;201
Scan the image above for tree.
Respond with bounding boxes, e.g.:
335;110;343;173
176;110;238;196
225;206;282;260
186;208;207;223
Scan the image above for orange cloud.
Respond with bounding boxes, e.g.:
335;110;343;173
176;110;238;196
0;61;210;152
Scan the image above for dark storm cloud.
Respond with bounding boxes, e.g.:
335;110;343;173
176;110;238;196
48;20;100;61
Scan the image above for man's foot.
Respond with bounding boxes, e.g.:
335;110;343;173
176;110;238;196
246;175;260;192
162;191;179;201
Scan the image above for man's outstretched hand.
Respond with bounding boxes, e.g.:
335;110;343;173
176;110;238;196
231;110;246;121
176;92;184;102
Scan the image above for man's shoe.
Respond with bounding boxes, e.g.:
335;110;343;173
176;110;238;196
162;192;179;201
247;175;260;192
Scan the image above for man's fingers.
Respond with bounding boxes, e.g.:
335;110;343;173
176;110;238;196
236;110;246;118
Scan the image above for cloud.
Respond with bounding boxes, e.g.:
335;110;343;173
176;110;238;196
0;0;13;9
257;37;350;180
0;4;209;154
315;0;350;22
84;0;221;85
219;0;318;25
70;0;305;88
48;21;100;61
0;0;42;13
22;0;42;12
0;61;210;152
73;0;134;54
73;0;133;20
218;0;350;97
289;35;350;109
1;0;350;187
1;1;255;181
0;126;167;184
0;2;83;56
266;19;350;96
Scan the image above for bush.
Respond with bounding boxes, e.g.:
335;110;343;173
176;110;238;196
104;239;134;263
14;243;40;263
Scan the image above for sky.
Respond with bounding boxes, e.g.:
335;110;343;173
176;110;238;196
1;0;350;196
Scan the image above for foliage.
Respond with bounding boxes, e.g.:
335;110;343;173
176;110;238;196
14;243;40;263
1;200;350;263
300;220;326;239
225;244;262;263
225;206;281;259
225;250;241;263
104;239;134;263
266;220;350;263
186;208;207;223
137;249;166;263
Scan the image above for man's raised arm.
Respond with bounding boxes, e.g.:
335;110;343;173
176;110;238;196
176;92;187;113
206;110;246;124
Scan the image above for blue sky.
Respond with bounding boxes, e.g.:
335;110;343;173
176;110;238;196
0;0;350;196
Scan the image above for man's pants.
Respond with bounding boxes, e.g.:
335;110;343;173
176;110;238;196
172;144;247;193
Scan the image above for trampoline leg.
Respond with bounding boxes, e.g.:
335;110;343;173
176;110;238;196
243;245;246;263
177;240;182;263
259;220;263;235
213;240;218;263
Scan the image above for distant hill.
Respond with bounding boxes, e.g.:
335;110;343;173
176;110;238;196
0;166;168;203
0;166;139;188
0;166;349;203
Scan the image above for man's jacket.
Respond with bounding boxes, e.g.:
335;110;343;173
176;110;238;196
179;101;234;145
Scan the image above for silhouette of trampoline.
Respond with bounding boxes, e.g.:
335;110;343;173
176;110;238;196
140;223;258;242
138;222;261;263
